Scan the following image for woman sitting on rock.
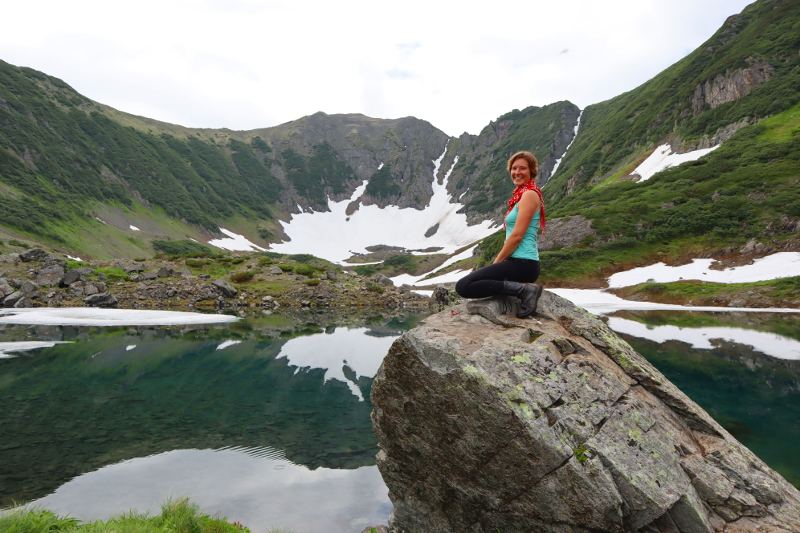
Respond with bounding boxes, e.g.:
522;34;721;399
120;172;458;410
455;151;545;317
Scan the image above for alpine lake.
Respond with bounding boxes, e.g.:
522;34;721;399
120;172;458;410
1;305;798;533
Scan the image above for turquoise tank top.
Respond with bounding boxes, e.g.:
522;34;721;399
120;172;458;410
505;204;540;260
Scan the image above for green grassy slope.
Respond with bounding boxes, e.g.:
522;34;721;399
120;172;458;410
0;61;289;235
546;0;800;204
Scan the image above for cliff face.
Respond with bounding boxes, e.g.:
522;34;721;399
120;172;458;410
371;293;800;532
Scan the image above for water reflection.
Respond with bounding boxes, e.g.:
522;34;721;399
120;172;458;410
35;447;391;533
606;310;800;487
3;308;799;532
0;311;423;532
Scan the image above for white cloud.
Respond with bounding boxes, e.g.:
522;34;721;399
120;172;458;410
0;0;753;136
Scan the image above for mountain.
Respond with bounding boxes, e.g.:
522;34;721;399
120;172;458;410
1;0;798;285
476;0;800;285
0;61;576;260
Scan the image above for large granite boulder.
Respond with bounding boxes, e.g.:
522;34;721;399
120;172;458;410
371;291;800;533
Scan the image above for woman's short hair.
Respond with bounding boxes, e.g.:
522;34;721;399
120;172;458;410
507;151;539;179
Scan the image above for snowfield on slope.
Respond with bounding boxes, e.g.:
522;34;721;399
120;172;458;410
268;145;498;264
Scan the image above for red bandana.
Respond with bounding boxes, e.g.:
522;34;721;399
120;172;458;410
504;180;546;233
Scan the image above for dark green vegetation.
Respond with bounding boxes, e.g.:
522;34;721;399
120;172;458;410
0;497;256;533
280;143;356;204
0;59;288;236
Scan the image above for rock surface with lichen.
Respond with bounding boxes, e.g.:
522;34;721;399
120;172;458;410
370;291;800;532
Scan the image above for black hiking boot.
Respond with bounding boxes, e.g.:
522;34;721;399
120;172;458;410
502;281;543;318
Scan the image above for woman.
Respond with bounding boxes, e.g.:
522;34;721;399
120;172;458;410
455;151;545;318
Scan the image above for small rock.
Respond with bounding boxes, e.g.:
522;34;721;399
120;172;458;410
269;266;283;275
212;279;238;298
19;248;49;262
3;291;25;307
21;280;40;295
123;263;145;274
84;292;119;307
372;274;394;287
36;265;65;287
61;269;83;286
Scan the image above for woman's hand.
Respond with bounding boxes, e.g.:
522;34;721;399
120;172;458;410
493;190;540;263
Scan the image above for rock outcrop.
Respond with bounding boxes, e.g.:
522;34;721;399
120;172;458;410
371;292;800;532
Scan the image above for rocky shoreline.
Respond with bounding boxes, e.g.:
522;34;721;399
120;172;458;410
0;249;431;312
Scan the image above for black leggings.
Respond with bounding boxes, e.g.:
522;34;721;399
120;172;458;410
455;258;540;299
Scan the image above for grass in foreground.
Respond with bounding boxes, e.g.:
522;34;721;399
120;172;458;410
0;496;293;533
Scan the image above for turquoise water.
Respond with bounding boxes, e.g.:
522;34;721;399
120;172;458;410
0;312;422;531
1;309;798;532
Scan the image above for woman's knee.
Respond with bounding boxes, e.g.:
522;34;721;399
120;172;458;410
455;277;470;297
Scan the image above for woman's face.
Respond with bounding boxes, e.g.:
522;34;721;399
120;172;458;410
510;157;532;187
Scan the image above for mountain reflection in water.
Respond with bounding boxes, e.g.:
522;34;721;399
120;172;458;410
0;312;422;532
2;309;798;532
606;310;800;488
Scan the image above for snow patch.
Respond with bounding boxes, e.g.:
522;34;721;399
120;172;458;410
277;327;397;401
269;144;496;264
606;317;800;361
216;340;242;351
126;345;136;351
607;252;800;288
208;228;267;252
391;244;477;286
0;308;239;326
550;110;582;179
129;225;140;231
632;143;720;182
550;288;800;316
0;341;71;358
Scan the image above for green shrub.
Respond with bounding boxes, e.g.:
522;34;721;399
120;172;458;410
304;279;321;286
293;264;316;277
384;254;416;270
185;258;205;268
366;285;384;293
153;239;212;256
287;254;317;263
97;267;129;282
278;264;294;272
8;238;29;249
230;271;256;283
354;264;379;276
258;257;274;267
67;260;89;270
133;257;147;262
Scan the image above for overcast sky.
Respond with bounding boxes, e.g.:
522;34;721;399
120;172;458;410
1;0;754;137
